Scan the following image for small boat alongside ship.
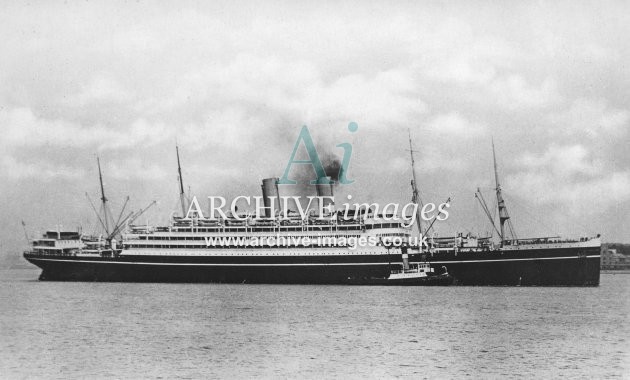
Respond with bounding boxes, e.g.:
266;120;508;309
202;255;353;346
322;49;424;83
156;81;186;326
348;263;453;285
23;137;601;286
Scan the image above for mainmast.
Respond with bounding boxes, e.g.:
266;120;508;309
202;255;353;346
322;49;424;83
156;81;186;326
176;145;187;217
97;155;111;236
492;139;511;245
407;130;424;235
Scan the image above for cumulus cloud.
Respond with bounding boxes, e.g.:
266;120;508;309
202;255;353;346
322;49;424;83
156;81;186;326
1;155;84;181
506;144;630;212
0;1;628;254
64;74;134;107
548;98;630;138
417;113;487;173
0;107;172;151
488;76;561;110
105;159;168;181
427;112;486;137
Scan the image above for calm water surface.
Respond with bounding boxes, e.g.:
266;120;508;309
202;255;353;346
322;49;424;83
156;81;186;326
1;268;628;379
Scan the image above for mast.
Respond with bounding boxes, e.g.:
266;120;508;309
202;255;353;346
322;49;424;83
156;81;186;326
408;129;424;236
475;188;501;238
97;155;111;236
492;139;511;245
176;145;187;217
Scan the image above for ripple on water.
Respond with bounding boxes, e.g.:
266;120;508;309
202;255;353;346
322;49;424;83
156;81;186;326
0;269;628;379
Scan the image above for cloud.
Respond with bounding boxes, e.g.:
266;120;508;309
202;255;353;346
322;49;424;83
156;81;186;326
489;76;561;110
387;156;410;173
105;158;168;181
0;1;628;253
424;58;497;86
178;107;265;152
311;70;426;127
1;155;84;181
64;74;133;107
547;98;630;138
0;108;173;184
426;112;486;137
99;119;172;151
419;26;516;86
0;107;172;151
519;144;601;177
416;113;487;173
144;54;425;130
506;144;630;212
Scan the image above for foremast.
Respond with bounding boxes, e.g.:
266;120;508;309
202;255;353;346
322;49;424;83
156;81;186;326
97;156;111;236
89;156;155;252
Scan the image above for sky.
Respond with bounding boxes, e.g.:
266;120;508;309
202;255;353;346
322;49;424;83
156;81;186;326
1;1;629;258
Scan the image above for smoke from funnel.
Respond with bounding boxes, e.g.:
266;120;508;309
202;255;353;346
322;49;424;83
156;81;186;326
315;176;334;210
321;154;343;183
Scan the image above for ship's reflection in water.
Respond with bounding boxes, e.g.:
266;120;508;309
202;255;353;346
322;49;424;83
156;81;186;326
1;268;628;379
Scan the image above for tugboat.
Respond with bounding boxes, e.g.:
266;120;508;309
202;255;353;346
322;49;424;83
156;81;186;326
386;262;453;285
347;242;454;285
347;262;453;285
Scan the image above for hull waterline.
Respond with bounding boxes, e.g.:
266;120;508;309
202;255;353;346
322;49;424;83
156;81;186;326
25;250;600;286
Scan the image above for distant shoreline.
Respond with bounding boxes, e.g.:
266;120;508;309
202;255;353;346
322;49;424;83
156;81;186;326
601;270;630;274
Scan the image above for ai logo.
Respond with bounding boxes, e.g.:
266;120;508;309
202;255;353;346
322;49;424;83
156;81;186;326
279;122;358;185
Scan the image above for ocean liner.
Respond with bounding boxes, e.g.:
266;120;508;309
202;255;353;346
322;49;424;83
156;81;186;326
23;141;601;286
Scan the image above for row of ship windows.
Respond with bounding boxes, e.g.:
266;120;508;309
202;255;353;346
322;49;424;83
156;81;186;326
166;223;402;233
133;235;363;241
33;250;77;255
123;244;374;249
123;250;395;256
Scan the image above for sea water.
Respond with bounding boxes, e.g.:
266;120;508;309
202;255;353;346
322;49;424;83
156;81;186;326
1;268;628;379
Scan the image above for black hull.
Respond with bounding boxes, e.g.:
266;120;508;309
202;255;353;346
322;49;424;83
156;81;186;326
30;259;386;284
437;257;599;286
25;246;600;286
424;247;600;286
